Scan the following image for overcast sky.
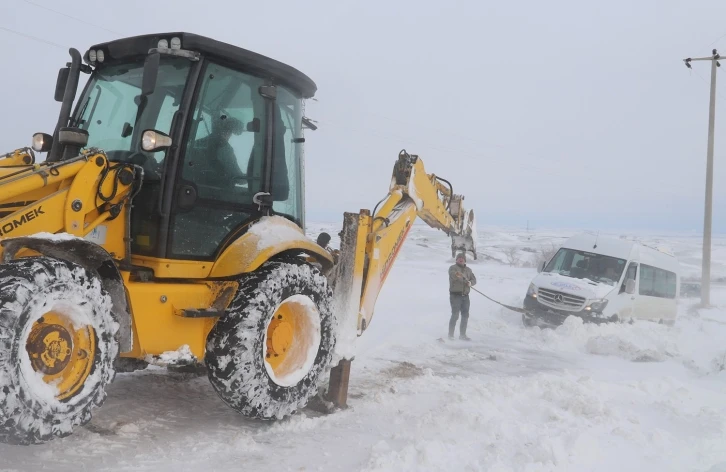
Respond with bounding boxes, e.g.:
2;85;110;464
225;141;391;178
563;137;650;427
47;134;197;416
3;0;726;233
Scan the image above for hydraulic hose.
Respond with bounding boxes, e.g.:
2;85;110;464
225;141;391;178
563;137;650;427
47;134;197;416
435;176;453;210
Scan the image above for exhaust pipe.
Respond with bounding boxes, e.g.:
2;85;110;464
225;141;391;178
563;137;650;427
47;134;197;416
47;48;82;163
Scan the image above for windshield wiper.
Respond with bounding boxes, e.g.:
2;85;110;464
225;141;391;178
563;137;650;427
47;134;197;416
71;96;91;128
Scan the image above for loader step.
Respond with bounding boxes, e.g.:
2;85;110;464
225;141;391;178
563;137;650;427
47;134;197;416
177;308;223;318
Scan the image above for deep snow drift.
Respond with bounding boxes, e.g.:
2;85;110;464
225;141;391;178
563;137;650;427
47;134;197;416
1;225;726;471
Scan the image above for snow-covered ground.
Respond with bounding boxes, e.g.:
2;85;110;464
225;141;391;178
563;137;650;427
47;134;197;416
2;225;726;471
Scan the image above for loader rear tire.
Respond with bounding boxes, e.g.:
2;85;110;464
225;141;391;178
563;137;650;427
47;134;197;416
205;256;335;420
0;258;118;445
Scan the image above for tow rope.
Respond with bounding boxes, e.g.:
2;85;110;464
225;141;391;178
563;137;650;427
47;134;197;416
468;286;528;314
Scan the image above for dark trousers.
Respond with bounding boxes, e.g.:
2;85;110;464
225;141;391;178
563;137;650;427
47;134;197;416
449;293;470;337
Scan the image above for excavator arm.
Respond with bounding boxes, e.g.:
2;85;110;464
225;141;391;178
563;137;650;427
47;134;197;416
331;150;476;356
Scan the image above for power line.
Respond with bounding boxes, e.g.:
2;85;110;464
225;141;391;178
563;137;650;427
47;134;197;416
707;31;726;48
0;26;67;50
691;68;726;102
20;0;122;35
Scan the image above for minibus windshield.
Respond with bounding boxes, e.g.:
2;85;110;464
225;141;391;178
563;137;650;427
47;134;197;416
544;248;626;286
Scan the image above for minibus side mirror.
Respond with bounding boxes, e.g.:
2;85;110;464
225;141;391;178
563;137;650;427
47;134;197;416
538;261;545;273
625;279;636;294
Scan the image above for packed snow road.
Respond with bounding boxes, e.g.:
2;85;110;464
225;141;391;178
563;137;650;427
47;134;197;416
2;226;726;471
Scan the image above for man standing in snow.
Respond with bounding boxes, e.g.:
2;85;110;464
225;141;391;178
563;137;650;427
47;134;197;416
448;252;477;340
316;232;340;264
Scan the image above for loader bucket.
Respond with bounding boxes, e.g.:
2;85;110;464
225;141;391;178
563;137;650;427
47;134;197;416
451;209;477;259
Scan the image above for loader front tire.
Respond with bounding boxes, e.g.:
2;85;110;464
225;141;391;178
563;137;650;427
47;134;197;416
205;256;335;420
0;258;118;445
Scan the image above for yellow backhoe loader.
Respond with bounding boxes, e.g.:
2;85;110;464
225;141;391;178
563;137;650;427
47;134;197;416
0;32;477;445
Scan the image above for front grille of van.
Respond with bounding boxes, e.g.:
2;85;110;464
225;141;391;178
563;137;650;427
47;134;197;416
537;288;586;311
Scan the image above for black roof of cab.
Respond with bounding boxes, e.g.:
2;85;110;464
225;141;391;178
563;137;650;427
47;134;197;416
83;32;317;98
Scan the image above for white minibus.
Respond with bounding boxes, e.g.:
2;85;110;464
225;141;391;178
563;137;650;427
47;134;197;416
523;233;680;327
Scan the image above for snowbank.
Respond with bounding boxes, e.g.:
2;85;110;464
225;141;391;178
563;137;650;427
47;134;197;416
1;225;725;471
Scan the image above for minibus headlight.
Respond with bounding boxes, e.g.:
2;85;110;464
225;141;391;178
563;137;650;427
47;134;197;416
527;283;537;298
585;299;609;313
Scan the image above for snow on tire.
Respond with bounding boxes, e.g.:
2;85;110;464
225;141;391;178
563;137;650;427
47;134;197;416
0;257;118;445
205;256;336;420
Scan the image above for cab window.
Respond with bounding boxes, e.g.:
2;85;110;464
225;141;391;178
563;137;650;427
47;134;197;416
169;62;266;258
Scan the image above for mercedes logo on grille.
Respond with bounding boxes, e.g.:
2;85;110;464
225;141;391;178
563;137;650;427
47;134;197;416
554;294;564;303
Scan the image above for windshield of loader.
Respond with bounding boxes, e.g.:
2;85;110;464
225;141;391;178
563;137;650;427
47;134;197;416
72;56;192;179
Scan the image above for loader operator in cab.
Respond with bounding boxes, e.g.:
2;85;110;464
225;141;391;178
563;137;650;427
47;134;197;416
194;115;246;186
448;253;477;340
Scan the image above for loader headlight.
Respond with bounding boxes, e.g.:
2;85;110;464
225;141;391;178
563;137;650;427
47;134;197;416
141;129;172;152
96;50;105;62
170;37;181;50
527;283;538;298
585;299;609;313
157;39;169;49
32;133;53;153
88;49;97;62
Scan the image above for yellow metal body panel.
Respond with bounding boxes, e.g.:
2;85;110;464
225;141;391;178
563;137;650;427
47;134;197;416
128;217;333;280
128;256;214;279
0;191;67;242
326;211;370;349
211;216;334;278
348;212;372;333
0;148;34;167
0;152;134;261
359;200;417;330
121;274;238;359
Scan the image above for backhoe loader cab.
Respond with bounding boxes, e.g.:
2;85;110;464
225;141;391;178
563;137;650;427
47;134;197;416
66;33;315;259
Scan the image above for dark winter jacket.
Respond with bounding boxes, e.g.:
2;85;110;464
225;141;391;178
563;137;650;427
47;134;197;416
449;263;476;295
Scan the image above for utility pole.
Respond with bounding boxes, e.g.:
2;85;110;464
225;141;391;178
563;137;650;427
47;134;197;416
684;49;720;307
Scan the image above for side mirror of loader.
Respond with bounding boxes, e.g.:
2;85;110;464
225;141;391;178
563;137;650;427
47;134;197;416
142;52;160;96
55;67;70;102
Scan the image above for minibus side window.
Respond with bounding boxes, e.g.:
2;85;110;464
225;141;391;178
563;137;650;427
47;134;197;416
638;264;677;299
